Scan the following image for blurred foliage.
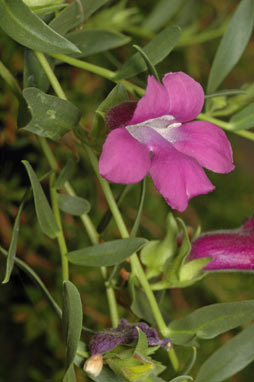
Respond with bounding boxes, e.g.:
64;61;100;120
0;0;254;381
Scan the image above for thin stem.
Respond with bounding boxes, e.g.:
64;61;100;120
49;53;145;96
86;145;179;370
35;52;119;326
50;173;69;281
197;113;254;141
34;51;67;100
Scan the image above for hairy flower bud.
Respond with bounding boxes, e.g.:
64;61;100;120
188;217;254;271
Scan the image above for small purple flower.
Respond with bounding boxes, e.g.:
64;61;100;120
188;217;254;271
99;72;234;212
89;319;170;356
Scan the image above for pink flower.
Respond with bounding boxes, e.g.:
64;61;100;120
188;218;254;271
99;72;234;211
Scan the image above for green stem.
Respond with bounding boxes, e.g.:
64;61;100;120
50;172;69;281
49;53;145;96
197;113;254;141
85;145;179;370
34;51;67;100
35;52;119;326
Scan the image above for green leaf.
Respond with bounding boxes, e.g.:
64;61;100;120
88;366;127;382
114;25;181;80
133;45;160;82
230;103;254;130
62;281;83;373
0;246;61;317
66;29;130;58
168;300;254;345
131;179;146;237
196;325;254;382
22;160;60;239
49;0;108;35
142;0;185;32
205;89;248;99
169;377;193;382
63;364;76;382
67;238;147;267
90;83;129;139
2;195;27;284
21;88;81;141
135;328;149;356
57;194;91;216
23;49;53;92
54;158;76;189
207;0;254;93
0;0;81;54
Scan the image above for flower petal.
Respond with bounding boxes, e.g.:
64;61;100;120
149;145;215;211
99;127;151;183
106;101;137;130
162;72;204;122
129;75;170;125
171;121;234;173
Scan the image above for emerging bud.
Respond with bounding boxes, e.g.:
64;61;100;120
187;217;254;271
83;354;103;377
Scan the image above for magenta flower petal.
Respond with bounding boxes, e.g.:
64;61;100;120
129;75;170;125
106;101;137;130
171;121;235;173
99;127;151;183
150;145;215;212
188;218;254;271
162;72;204;122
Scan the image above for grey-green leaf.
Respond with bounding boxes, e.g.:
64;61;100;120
207;0;254;93
63;364;76;382
230;103;254;130
114;25;181;80
21;88;81;141
169;300;254;345
2;198;25;284
142;0;185;32
54;159;76;189
22;160;60;239
62;281;83;373
88;366;126;382
196;325;254;382
169;377;193;382
67;238;147;267
67;29;130;58
49;0;108;35
58;194;91;216
0;0;81;54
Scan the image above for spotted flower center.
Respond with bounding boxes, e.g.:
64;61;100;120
126;115;182;148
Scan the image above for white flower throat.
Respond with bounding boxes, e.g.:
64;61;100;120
126;115;181;146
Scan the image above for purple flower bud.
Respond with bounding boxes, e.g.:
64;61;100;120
188;217;254;271
89;319;170;355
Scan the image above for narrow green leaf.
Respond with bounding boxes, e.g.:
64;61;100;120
133;45;160;81
135;328;149;356
90;83;129;139
63;364;76;382
142;0;185;32
66;29;130;58
67;238;147;267
207;0;254;93
54;159;76;189
196;325;254;382
21;88;81;141
87;366;126;382
22;160;60;239
0;246;61;318
2;197;26;284
62;281;83;373
57;194;91;216
0;0;81;54
33;4;68;16
169;300;254;345
205;89;248;99
49;0;108;35
169;376;193;382
230;103;254;130
114;25;181;80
